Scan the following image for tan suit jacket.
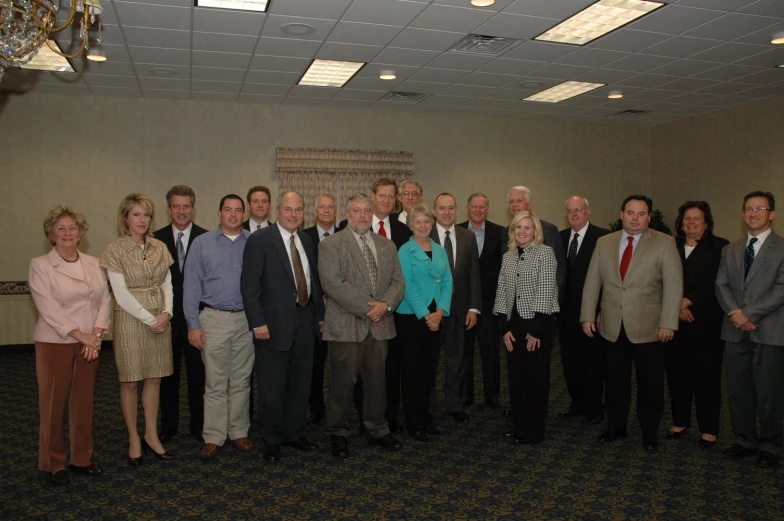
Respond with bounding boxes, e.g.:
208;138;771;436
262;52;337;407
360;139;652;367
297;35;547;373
580;229;682;344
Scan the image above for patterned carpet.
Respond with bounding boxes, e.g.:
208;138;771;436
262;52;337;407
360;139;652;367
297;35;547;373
0;343;781;521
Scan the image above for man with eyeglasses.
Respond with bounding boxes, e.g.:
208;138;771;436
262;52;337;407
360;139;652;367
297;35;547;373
558;196;610;424
716;191;784;468
458;193;506;409
392;180;423;225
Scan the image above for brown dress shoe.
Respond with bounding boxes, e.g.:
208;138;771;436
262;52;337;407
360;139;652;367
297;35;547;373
233;437;254;451
200;443;221;460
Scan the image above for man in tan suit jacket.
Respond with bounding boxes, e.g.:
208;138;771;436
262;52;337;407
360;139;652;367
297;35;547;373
581;195;682;450
318;193;405;458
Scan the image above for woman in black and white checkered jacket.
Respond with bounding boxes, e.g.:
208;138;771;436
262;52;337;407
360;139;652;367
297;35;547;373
493;211;560;445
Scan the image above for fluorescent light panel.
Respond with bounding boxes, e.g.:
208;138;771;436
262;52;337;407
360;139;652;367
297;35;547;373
21;42;75;73
196;0;269;12
535;0;664;46
299;59;364;87
523;81;605;103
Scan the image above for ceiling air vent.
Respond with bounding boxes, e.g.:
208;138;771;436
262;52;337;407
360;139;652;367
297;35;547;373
610;109;651;118
379;91;429;104
450;34;521;56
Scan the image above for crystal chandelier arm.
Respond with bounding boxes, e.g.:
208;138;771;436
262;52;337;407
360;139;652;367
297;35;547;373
45;19;90;58
32;0;79;34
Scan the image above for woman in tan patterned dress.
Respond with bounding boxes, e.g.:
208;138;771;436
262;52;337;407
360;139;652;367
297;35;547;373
101;193;177;465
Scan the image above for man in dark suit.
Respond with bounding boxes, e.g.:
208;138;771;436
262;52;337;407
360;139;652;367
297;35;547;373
155;185;208;442
242;185;273;232
458;192;505;409
391;180;423;226
431;193;482;423
558;196;610;424
301;193;337;426
716;190;784;468
241;190;324;462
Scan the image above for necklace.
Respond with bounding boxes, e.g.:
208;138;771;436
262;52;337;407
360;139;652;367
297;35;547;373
59;250;79;263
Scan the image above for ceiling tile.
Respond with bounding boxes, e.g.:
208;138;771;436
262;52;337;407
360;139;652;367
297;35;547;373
191;92;239;102
269;0;352;19
343;0;428;26
433;0;516;12
138;77;190;90
119;0;191;6
675;0;756;10
733;48;784;67
503;41;576;62
373;48;440;67
142;89;190;99
617;74;681;88
734;68;784;84
640;36;722;58
692;64;766;80
193;8;266;36
481;88;532;100
450;107;494;116
193;32;259;54
683;13;780;40
649;59;721;77
503;0;595;19
555;48;630;67
114;2;191;31
390;28;464;52
249;55;311;73
410;4;495;33
281;97;332;106
288;85;339;98
624;89;682;102
419;94;471;107
527;63;592;80
659;77;719;91
479;58;546;75
464;97;515;109
89;86;143;98
395;80;449;94
663;92;721;104
261;15;338;41
328;22;404;46
333;89;387;101
244;70;301;85
698;95;752;107
457;72;517;87
192;67;248;82
475;13;560;41
574;68;638;84
122;27;190;49
255;37;321;58
426;53;495;71
738;0;784;17
730;84;784;96
315;42;383;62
84;75;140;88
191;80;242;94
241;83;292;95
605;54;673;73
328;99;376;108
135;64;191;79
439;84;494;97
588;29;673;53
239;94;286;104
192;51;252;69
732;20;784;45
628;6;725;35
345;76;403;90
408;68;469;83
128;46;189;65
696;81;758;94
80;61;137;77
637;101;689;112
689;42;772;62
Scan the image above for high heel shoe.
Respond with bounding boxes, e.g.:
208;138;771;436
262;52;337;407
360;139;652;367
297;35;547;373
141;437;177;461
127;455;143;467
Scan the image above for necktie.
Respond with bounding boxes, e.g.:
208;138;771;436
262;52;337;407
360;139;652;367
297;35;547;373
323;232;330;240
257;223;261;231
378;220;387;238
444;230;455;273
744;237;758;279
290;235;309;307
567;233;579;272
176;231;185;271
360;235;377;291
620;236;634;281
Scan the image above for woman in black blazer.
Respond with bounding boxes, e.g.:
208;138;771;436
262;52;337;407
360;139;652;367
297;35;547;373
665;201;728;448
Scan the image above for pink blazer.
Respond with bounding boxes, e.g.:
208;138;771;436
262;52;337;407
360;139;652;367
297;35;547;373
29;249;111;344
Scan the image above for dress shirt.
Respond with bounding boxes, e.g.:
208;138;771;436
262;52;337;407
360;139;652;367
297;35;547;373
619;230;643;265
372;215;391;238
568;222;590;256
351;229;377;260
397;211;407;225
183;227;250;330
249;218;269;231
467;221;486;256
435;222;480;315
172;223;193;253
747;227;772;256
316;224;335;241
277;222;311;297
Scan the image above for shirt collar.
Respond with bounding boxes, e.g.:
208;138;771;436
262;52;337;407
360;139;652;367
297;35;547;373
316;223;335;237
468;221;485;233
620;229;643;243
571;222;590;238
250;218;268;229
172;223;192;239
215;226;249;240
277;222;296;243
436;222;455;236
372;214;389;229
748;228;772;244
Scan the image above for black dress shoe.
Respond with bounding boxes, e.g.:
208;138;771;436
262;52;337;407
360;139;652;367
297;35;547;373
643;439;659;451
724;443;757;459
50;469;69;486
387;421;403;434
502;409;512;417
512;435;543;445
282;437;318;451
425;426;442;436
502;430;515;439
69;463;103;476
485;398;500;409
369;433;402;452
158;432;175;443
263;444;281;462
307;413;325;426
598;430;628;443
665;428;688;439
331;435;350;458
141;438;177;461
700;438;717;449
447;411;469;424
410;431;429;442
558;409;583;418
127;456;143;467
585;415;605;425
757;451;779;468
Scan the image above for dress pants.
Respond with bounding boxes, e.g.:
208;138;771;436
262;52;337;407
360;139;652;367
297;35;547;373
159;319;205;437
558;313;606;416
441;315;468;413
257;304;315;446
725;334;784;455
464;312;501;404
396;313;440;433
605;325;665;441
665;319;723;435
507;314;554;442
200;308;255;446
326;333;390;439
309;336;328;417
36;342;98;472
385;319;403;426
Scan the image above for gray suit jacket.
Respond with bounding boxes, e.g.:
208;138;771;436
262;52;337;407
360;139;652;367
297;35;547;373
318;228;405;342
430;226;482;322
716;231;784;346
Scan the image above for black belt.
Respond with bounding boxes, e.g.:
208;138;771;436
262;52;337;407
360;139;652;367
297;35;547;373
201;302;244;313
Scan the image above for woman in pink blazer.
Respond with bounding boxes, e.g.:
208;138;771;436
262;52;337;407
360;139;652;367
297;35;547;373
28;205;111;486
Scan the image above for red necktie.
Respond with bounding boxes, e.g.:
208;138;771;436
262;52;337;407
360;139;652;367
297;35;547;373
378;220;387;238
620;236;634;281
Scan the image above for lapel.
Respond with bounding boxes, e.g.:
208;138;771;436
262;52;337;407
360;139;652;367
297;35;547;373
745;232;778;284
608;232;622;284
48;249;89;284
572;226;590;265
431;226;457;274
346;230;375;290
734;238;746;282
624;229;652;281
272;225;296;286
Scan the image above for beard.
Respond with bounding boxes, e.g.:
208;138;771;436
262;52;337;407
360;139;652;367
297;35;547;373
348;223;370;235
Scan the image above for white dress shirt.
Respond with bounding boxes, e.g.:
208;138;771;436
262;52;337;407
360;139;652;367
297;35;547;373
619;230;643;265
250;218;269;231
172;223;193;253
316;224;335;241
372;215;392;238
748;227;772;256
397;211;407;225
277;223;311;297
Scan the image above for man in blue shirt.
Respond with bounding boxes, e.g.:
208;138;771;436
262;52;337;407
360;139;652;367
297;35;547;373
183;194;254;460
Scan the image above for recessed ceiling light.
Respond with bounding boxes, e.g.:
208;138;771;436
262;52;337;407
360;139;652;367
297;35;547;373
523;81;605;103
778;64;784;68
280;23;316;36
196;0;269;12
772;32;784;45
608;89;623;99
380;70;396;80
535;0;664;46
471;0;495;6
21;42;75;73
299;59;364;87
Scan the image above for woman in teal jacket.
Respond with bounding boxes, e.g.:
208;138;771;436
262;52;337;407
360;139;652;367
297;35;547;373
396;203;452;442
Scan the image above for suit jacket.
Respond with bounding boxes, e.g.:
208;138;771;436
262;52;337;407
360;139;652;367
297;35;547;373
242;219;273;232
581;229;683;344
241;225;324;352
430;226;482;322
716;231;784;346
504;219;566;302
318;228;405;342
337;217;413;251
560;223;611;324
154;223;208;333
458;220;505;314
397;237;453;319
679;234;729;327
29;249;112;344
302;224;336;265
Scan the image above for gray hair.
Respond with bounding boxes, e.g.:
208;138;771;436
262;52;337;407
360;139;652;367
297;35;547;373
277;190;304;207
345;192;372;212
400;180;423;195
406;203;435;228
564;196;590;208
508;186;532;203
315;193;335;210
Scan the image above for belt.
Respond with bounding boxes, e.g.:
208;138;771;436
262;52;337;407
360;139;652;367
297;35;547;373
201;303;244;313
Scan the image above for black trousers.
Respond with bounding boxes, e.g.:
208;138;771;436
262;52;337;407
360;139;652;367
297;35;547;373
665;319;723;435
396;313;440;433
159;322;205;436
558;314;606;416
464;311;501;403
606;325;665;441
385;316;403;426
309;337;328;417
507;313;554;442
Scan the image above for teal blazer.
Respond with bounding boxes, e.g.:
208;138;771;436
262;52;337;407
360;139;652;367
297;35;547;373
397;237;453;319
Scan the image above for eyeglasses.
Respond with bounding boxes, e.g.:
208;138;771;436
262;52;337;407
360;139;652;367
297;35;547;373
566;208;587;214
401;191;421;197
743;206;771;214
469;205;488;210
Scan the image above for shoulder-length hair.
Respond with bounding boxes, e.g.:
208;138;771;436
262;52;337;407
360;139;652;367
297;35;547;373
116;193;155;238
43;204;89;245
507;211;543;251
674;201;714;243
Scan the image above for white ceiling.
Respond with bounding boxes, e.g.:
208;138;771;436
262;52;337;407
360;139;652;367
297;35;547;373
3;0;784;127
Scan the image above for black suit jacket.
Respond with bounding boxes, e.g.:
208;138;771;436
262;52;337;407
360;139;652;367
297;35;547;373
458;220;505;314
430;226;482;321
153;223;208;334
504;219;566;302
337;217;412;251
678;233;729;327
559;223;610;324
242;219;273;232
241;225;324;352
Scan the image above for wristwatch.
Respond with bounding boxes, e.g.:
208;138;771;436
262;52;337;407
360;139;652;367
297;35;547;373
164;312;173;320
96;331;104;339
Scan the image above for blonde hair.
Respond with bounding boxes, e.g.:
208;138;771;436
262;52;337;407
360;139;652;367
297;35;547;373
116;193;155;238
43;204;89;245
406;203;435;229
507;211;543;250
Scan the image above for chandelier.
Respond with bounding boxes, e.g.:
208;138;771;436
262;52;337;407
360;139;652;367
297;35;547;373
0;0;104;82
